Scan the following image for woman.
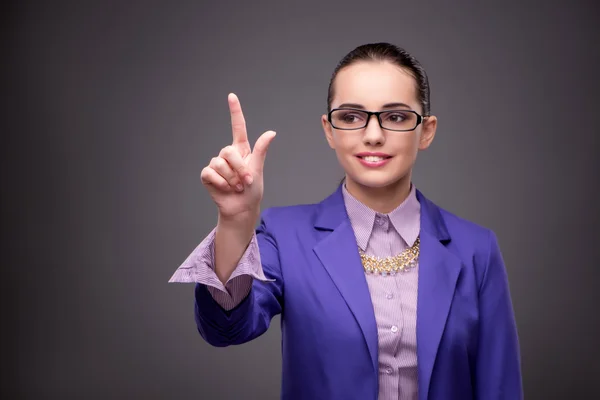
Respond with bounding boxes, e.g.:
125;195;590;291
170;43;522;400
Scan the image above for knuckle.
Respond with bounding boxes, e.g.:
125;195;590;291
219;146;233;157
200;169;213;184
211;157;225;169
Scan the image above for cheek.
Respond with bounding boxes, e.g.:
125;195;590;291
331;132;356;152
390;134;420;154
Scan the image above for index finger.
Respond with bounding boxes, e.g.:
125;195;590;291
228;93;249;146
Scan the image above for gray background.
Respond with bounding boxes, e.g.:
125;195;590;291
2;0;599;399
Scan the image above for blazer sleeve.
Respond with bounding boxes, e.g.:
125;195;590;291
193;208;284;347
475;230;523;399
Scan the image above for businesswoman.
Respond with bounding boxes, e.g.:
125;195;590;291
170;43;522;400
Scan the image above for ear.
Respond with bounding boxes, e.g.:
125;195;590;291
418;115;437;150
321;114;335;149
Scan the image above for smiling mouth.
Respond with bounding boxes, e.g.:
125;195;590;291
357;155;392;162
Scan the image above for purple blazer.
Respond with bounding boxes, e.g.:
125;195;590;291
193;185;522;400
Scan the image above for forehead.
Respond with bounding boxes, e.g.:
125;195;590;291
332;61;418;109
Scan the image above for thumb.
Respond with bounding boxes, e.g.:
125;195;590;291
251;130;276;171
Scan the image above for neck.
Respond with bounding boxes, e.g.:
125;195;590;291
344;173;412;214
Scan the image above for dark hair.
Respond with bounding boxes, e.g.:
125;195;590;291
327;42;431;116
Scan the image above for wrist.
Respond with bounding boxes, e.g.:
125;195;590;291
217;208;260;230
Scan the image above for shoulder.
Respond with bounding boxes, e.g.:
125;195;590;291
439;206;496;246
259;202;320;228
419;191;495;244
420;193;500;275
259;187;343;229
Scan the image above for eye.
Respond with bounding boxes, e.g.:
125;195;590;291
340;112;365;123
384;112;408;123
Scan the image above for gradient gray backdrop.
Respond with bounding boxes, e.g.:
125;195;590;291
2;0;599;399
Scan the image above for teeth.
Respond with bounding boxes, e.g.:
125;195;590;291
363;156;385;162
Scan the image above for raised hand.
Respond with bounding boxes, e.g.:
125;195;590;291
200;93;276;221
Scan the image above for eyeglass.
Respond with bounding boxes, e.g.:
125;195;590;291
328;108;424;132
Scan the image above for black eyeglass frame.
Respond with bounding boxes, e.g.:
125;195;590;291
327;108;425;132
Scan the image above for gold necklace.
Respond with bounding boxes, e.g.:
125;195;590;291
358;236;420;276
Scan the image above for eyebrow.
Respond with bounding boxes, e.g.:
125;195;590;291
337;102;413;110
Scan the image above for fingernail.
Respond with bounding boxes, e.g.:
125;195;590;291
236;184;244;191
245;175;253;185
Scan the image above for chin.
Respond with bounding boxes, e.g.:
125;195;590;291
349;173;406;189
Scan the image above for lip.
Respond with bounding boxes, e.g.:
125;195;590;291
355;153;393;168
356;152;392;158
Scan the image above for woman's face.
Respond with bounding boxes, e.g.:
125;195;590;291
321;61;437;191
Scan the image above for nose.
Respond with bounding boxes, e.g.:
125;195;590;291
362;114;385;146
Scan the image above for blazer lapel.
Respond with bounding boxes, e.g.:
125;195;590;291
312;186;378;374
415;190;462;400
309;186;463;395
